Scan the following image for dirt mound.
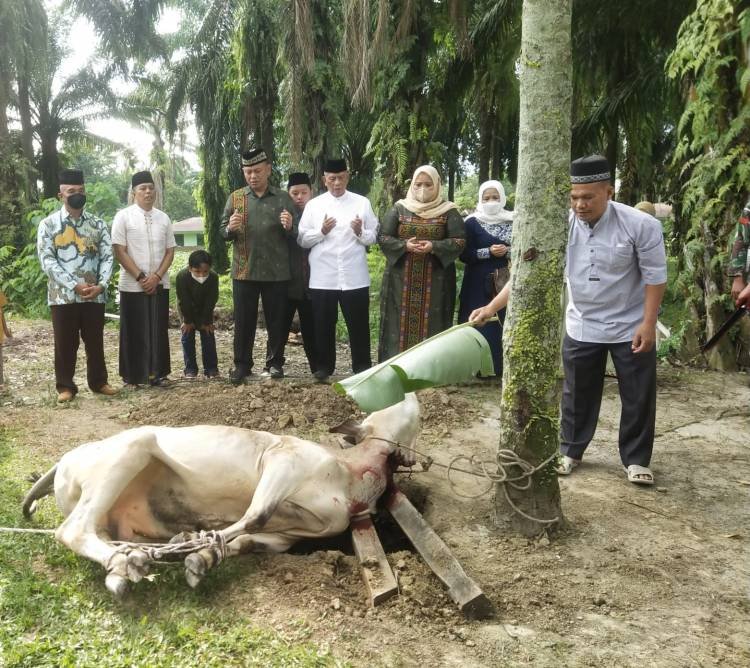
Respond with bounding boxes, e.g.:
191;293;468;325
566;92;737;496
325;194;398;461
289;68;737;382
126;380;363;436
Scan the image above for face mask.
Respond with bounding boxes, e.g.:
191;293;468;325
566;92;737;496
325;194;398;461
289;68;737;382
67;193;87;210
482;202;502;216
191;272;208;284
413;188;434;203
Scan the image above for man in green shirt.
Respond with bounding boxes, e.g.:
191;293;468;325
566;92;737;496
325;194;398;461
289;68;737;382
220;148;298;383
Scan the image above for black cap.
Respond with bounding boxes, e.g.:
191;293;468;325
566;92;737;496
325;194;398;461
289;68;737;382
59;169;84;186
323;158;347;173
570;154;611;184
242;148;269;167
131;170;155;188
287;172;311;189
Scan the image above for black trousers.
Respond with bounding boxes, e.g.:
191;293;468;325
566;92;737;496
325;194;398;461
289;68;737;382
272;295;317;373
51;302;108;394
560;334;657;467
119;289;171;385
309;287;371;376
233;279;288;373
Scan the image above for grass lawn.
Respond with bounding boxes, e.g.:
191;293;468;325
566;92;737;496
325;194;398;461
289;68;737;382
0;429;341;668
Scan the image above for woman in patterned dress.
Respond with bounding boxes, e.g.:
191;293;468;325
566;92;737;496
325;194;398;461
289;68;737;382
377;165;466;362
457;180;514;376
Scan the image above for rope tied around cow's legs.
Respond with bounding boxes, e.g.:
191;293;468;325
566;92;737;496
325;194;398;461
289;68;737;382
104;530;228;571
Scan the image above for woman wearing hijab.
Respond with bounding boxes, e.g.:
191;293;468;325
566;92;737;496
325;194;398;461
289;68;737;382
377;165;466;362
457;180;514;376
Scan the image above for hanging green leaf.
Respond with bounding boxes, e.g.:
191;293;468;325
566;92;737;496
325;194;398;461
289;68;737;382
333;322;496;412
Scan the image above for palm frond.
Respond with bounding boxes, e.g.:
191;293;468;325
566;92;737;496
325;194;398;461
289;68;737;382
333;323;495;412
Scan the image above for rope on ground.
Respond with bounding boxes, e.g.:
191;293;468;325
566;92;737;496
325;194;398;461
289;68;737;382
0;527;55;534
384;438;560;526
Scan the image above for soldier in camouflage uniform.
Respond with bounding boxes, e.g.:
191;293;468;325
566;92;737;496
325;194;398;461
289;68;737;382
728;199;750;307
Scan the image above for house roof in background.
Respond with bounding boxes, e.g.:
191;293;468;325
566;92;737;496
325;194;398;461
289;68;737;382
173;217;203;233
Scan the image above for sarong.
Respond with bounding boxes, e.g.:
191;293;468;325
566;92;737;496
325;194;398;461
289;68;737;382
119;288;171;384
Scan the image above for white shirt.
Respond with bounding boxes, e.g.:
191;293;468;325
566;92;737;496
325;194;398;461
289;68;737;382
297;190;379;290
565;200;667;343
111;204;176;292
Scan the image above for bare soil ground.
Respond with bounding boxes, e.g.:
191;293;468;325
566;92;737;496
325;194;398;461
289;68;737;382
1;319;749;667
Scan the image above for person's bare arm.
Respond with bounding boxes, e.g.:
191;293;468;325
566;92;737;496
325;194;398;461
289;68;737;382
113;244;142;280
632;282;666;353
468;283;511;325
141;247;175;294
736;282;750;308
113;243;151;292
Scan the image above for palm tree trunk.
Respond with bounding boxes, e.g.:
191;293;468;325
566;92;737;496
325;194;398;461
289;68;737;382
260;107;274;164
17;72;36;201
605;122;618;187
491;125;503;180
40;127;60;199
478;109;491;184
0;81;9;141
494;0;571;536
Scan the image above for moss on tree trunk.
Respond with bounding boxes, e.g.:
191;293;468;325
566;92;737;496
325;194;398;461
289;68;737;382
494;0;571;537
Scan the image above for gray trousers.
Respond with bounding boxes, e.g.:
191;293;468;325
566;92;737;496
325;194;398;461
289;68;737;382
560;334;656;467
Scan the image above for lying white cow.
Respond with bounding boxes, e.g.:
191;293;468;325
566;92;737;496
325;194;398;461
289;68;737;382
22;394;420;596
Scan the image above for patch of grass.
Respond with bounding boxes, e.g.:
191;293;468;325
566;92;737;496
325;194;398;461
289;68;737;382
0;428;341;668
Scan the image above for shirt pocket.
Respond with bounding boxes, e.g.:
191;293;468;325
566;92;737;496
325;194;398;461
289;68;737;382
609;243;633;270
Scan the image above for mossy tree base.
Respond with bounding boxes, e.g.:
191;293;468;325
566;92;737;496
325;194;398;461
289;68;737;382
493;0;572;537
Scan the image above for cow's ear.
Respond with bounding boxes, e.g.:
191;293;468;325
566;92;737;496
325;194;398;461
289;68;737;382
329;418;367;444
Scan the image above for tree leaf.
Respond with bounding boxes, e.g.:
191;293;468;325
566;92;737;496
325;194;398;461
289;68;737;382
333;323;495;412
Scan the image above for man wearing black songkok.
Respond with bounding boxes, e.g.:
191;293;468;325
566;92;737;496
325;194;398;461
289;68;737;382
36;169;117;401
561;154;667;485
273;172;317;374
220;148;298;383
111;170;176;387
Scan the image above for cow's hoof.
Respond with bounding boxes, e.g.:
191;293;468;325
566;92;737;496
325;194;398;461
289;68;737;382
169;531;199;545
105;573;129;598
184;552;207;588
126;549;150;583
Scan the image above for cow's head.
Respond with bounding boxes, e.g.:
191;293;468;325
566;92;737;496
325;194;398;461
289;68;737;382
329;393;420;468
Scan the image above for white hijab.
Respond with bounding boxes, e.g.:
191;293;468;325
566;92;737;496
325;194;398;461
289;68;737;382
473;180;514;224
397;165;458;219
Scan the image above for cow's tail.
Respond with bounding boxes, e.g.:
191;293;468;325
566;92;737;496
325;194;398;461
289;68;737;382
22;465;58;519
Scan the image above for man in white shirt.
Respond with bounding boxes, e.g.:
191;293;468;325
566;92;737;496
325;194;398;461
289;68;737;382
297;158;379;382
561;155;667;485
468;156;667;486
111;170;176;387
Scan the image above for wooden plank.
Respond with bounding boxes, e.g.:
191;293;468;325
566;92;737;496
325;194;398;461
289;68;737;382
386;489;495;620
350;515;399;607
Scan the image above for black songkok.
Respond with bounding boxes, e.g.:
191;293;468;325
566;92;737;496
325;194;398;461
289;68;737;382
131;170;155;188
59;169;84;186
323;158;347;173
242;148;269;167
287;172;311;189
570;154;611;184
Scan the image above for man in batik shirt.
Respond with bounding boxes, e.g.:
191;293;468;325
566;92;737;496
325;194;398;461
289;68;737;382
37;168;117;402
220;148;298;383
